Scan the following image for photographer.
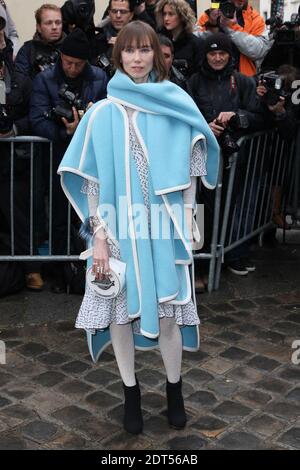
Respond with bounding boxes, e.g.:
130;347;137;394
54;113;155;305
91;0;134;67
257;65;300;142
0;16;43;291
92;1;161;75
15;4;65;81
30;29;107;292
187;33;264;276
197;0;271;76
257;65;300;231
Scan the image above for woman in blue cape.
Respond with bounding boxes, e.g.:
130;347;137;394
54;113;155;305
58;21;219;435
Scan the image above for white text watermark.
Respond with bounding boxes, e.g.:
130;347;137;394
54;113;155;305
291;340;300;365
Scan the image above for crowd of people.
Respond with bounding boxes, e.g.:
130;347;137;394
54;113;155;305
0;0;299;294
0;0;299;436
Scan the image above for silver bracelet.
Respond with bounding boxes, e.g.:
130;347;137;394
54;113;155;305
89;215;103;233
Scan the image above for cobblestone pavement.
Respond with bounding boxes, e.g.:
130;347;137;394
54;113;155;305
0;233;300;450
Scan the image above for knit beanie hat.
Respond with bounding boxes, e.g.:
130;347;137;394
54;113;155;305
204;33;233;56
60;28;90;60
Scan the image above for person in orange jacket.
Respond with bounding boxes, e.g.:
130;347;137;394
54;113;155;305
196;0;272;76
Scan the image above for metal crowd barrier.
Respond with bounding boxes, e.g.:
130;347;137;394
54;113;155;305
0;136;79;262
284;124;300;232
1;128;299;294
213;125;299;290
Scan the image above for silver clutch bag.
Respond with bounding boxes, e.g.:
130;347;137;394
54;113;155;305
86;257;126;299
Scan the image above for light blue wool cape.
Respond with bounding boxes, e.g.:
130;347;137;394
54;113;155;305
58;70;220;361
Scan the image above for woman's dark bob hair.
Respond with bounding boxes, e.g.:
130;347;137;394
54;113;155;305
112;21;168;82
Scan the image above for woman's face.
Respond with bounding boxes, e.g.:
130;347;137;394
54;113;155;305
121;40;154;84
162;5;182;32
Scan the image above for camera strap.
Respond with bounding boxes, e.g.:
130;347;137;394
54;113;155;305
230;74;237;93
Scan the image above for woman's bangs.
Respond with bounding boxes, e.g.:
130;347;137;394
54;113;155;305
121;29;153;50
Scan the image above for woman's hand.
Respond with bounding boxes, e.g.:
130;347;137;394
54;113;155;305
92;229;111;280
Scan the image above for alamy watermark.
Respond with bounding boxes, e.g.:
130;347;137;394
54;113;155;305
0;340;6;365
291;340;300;365
99;199;205;242
291;81;300;105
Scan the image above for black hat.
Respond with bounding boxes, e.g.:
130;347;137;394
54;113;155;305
204;33;232;56
60;28;90;60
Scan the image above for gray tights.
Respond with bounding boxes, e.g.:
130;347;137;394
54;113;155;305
109;317;182;387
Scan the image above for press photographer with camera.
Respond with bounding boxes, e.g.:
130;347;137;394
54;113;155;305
197;0;271;76
92;0;157;75
30;28;108;292
187;33;264;277
0;14;44;292
257;65;300;141
262;6;300;72
15;4;65;81
91;0;134;72
256;64;300;231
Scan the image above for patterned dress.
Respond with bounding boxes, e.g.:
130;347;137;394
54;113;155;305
75;107;207;332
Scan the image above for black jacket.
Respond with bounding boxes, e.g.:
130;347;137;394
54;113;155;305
187;60;264;132
14;33;65;80
160;29;204;79
261;98;300;142
30;58;107;161
0;38;33;178
90;23;116;62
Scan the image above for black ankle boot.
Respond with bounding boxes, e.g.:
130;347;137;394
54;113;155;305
166;377;187;429
123;381;143;435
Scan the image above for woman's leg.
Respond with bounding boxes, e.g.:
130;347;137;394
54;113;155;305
158;316;182;383
158;316;186;429
109;322;143;434
109;322;136;386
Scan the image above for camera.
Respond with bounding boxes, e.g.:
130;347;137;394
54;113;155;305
262;7;300;70
130;0;145;7
172;59;189;78
217;111;249;158
61;0;95;30
35;51;60;72
45;84;85;123
266;7;300;44
259;71;288;106
211;1;236;20
96;53;114;78
0;80;13;134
